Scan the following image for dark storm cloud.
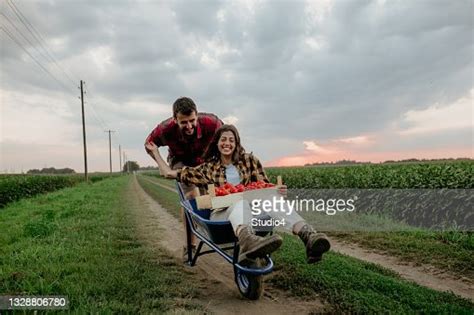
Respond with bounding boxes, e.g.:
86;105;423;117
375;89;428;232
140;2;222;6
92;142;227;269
171;0;222;36
212;0;473;142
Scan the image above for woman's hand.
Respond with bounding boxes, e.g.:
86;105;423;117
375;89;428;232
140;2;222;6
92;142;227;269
277;184;287;197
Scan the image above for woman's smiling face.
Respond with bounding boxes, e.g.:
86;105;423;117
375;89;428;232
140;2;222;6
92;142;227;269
218;131;236;157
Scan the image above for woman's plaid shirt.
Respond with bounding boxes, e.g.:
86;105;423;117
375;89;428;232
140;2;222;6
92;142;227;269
177;153;269;188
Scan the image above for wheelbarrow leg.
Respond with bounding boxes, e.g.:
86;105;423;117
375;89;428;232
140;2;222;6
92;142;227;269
191;241;204;266
185;214;193;265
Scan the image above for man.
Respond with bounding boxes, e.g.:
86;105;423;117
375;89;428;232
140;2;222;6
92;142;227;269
145;97;223;255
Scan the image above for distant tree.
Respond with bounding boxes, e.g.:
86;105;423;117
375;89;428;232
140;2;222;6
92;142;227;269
123;161;140;172
56;168;75;174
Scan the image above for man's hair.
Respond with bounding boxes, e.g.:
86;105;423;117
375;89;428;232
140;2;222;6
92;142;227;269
173;97;197;118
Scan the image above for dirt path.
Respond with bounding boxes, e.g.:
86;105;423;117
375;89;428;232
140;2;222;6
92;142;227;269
141;176;474;302
130;176;329;314
330;240;474;301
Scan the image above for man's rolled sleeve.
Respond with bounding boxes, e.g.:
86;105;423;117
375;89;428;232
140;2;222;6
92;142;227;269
145;125;165;154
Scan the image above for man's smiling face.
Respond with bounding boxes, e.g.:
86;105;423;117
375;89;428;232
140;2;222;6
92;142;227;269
175;111;197;137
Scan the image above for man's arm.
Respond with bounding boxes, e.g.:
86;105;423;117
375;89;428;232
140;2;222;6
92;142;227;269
145;123;173;176
145;142;177;178
147;144;170;175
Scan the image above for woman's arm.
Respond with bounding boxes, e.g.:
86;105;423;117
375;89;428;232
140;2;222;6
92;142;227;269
250;154;270;182
178;163;214;187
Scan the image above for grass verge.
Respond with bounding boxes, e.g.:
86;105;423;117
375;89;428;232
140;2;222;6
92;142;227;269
271;235;473;313
137;175;181;219
329;231;473;279
300;211;474;278
142;174;177;189
0;175;201;313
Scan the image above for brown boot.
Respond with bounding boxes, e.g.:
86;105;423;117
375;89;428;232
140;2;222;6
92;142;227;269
297;224;330;264
237;226;282;264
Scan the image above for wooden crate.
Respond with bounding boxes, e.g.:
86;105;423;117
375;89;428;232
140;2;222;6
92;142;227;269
195;176;282;210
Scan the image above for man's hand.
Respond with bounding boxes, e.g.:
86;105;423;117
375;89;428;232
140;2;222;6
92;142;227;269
145;141;176;178
164;169;178;179
145;141;164;175
145;141;158;153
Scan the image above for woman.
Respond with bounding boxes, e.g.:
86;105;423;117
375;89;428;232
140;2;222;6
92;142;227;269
146;125;330;264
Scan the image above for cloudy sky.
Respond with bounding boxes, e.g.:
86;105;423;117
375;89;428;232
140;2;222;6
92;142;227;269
1;0;472;172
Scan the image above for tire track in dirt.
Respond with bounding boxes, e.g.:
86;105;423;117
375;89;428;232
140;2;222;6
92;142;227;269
330;240;473;301
132;176;328;314
141;175;474;302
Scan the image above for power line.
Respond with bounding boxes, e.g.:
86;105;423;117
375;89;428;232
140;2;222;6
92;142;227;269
6;0;78;85
1;13;51;64
105;130;115;173
83;83;108;127
86;101;108;130
6;0;112;121
83;82;109;130
0;12;76;94
0;26;75;95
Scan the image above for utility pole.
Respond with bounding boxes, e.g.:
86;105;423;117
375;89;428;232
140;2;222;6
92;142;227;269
119;145;122;174
105;130;115;173
123;152;127;173
125;153;130;173
80;80;88;181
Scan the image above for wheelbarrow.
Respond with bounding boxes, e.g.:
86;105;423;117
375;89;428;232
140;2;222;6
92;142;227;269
176;182;275;300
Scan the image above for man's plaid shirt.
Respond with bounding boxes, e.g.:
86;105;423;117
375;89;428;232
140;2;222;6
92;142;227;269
145;113;222;167
177;153;270;188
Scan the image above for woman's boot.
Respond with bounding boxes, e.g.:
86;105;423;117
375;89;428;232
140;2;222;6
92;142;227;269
297;224;330;263
237;226;282;263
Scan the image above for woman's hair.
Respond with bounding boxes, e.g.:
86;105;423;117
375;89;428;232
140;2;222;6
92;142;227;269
203;124;245;163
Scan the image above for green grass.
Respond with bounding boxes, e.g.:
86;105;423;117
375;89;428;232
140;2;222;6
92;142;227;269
0;175;202;313
136;176;474;313
137;175;181;219
329;230;474;278
297;210;473;277
139;173;177;190
271;235;473;314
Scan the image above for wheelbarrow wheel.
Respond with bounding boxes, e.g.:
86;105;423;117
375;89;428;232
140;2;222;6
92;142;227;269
236;258;264;300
